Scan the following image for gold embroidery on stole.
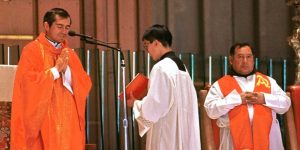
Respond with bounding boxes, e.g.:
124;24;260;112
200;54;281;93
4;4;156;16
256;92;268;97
256;74;270;88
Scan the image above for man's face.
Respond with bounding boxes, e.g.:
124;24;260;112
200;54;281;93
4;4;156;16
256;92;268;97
229;46;254;75
143;40;160;61
44;15;71;43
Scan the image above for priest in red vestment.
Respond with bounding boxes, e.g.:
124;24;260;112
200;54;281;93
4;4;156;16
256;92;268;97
10;8;92;150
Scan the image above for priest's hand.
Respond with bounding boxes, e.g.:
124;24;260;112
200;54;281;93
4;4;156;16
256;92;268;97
127;92;137;107
240;92;265;104
55;48;69;72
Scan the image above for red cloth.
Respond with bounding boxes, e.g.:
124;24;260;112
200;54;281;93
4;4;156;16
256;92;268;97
216;72;272;150
10;32;92;150
288;85;300;147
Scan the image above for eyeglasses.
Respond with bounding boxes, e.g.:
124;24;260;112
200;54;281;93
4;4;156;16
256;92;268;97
143;41;152;51
143;40;157;51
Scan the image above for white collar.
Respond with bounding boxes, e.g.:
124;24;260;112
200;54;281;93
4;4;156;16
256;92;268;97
45;36;61;49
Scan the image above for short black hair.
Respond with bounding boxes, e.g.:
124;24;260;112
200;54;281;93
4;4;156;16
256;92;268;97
43;8;71;27
230;42;255;56
142;24;172;47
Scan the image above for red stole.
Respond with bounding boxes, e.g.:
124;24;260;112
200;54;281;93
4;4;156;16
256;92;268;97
214;72;272;150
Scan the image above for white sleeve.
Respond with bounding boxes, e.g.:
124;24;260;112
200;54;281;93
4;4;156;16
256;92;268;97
62;66;73;94
204;82;242;119
263;77;291;114
132;67;173;135
50;67;60;80
133;100;153;137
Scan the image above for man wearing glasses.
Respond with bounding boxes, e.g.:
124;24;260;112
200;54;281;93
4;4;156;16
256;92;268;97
127;24;201;150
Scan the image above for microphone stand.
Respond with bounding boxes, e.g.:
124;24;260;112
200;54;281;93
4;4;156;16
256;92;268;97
81;37;129;150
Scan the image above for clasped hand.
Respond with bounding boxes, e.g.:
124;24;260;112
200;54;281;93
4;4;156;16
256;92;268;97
240;92;265;104
55;48;69;73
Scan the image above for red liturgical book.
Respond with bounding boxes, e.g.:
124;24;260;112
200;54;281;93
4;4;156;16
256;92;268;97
119;73;149;100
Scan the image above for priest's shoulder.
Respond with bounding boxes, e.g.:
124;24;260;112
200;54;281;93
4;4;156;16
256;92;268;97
22;40;41;53
20;41;44;60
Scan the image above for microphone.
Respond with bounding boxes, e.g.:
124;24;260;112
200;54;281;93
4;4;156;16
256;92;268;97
69;30;119;45
68;30;94;39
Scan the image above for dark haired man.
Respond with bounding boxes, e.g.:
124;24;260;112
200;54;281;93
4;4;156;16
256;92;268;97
127;24;201;150
204;43;290;150
11;8;91;149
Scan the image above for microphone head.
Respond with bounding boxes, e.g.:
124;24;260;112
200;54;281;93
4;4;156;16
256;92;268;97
68;30;76;36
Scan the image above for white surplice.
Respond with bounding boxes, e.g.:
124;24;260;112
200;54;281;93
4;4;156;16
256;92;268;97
204;74;291;150
133;58;201;150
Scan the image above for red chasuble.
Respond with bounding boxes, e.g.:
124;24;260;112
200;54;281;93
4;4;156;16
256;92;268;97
10;32;92;150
